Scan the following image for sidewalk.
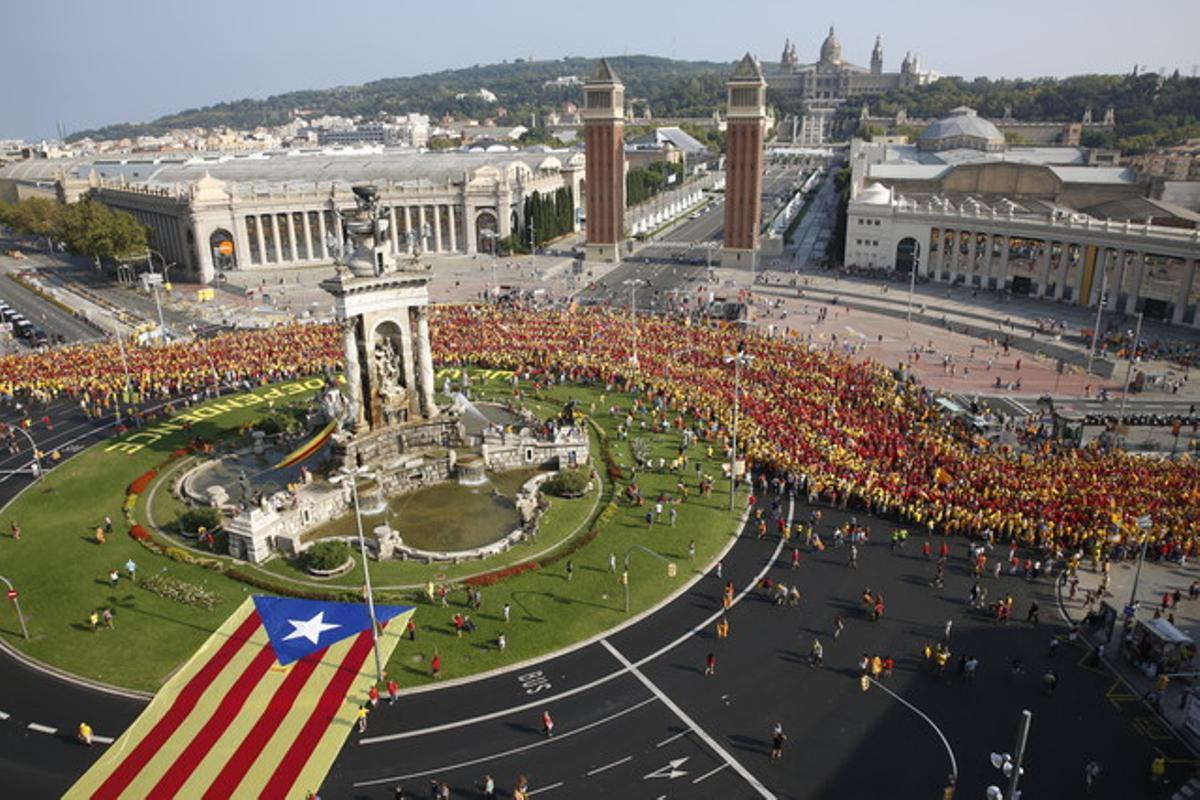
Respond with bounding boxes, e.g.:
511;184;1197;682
1061;556;1200;745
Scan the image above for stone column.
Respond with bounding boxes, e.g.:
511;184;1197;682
433;205;444;252
253;214;267;266
412;306;438;418
333;208;345;252
389;206;399;254
1036;241;1051;297
1172;259;1195;325
448;205;458;252
463;204;477;255
397;308;418;418
1113;250;1129;310
301;211;313;262
270;214;283;265
998;235;1010;289
285;211;298;263
317;210;329;260
417;206;428;252
234;215;252;270
404;207;415;253
342;320;366;431
1125;252;1145;314
1054;244;1069;300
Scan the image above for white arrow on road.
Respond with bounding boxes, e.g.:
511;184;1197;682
644;757;689;780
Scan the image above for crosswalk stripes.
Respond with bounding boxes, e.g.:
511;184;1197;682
1171;775;1200;799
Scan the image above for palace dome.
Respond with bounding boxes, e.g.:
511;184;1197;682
819;26;842;65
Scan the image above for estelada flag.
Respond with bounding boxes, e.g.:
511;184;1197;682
67;596;413;800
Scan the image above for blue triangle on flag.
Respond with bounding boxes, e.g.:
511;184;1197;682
252;595;413;666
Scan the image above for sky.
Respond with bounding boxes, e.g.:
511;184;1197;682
4;0;1197;142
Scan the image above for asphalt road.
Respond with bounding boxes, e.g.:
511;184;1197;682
0;259;102;345
321;490;1195;800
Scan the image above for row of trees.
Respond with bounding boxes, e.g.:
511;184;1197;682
625;161;685;207
0;196;149;269
509;187;575;252
840;73;1200;153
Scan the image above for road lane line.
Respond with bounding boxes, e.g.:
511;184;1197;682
27;723;57;734
0;710;9;719
656;729;691;748
692;763;729;784
93;734;115;744
600;639;775;800
353;697;657;786
360;500;790;745
586;756;631;776
866;677;957;781
527;781;563;795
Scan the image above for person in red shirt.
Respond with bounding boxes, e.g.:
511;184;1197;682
387;678;399;705
368;684;380;709
431;652;441;679
542;710;554;737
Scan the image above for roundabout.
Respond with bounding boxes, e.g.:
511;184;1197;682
0;259;1194;795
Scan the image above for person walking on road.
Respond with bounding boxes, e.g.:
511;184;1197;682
481;774;496;800
1026;601;1040;625
809;638;824;667
541;710;555;737
705;652;716;676
833;615;844;639
1084;760;1101;794
771;724;787;760
943;619;953;643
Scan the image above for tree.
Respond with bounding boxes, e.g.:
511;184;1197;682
1;197;63;250
57;200;148;270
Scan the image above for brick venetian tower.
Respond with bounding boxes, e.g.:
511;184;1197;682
722;53;767;269
583;58;625;263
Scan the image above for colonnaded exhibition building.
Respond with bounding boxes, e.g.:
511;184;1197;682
846;107;1200;327
0;149;584;283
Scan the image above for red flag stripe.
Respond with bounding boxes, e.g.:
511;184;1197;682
144;642;278;798
259;629;377;798
199;642;326;800
91;610;262;800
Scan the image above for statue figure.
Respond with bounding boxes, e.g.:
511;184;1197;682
318;384;352;431
373;336;402;395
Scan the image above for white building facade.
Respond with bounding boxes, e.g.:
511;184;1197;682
847;184;1200;326
3;149;584;283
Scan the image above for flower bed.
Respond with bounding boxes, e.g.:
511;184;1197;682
138;573;219;610
463;560;539;587
128;470;158;495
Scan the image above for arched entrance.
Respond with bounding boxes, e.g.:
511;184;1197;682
209;228;237;273
475;211;498;255
895;237;920;275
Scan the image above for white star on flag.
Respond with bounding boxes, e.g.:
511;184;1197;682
281;611;341;645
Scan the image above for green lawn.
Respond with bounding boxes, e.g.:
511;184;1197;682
0;371;745;691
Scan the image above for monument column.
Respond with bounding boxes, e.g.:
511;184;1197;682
582;58;625;264
397;308;419;418
342;319;366;431
463;203;477;255
317;209;329;259
721;53;767;269
285;211;298;263
389;206;399;253
270;213;283;264
1125;252;1145;314
448;206;458;252
433;206;443;252
412;306;438;418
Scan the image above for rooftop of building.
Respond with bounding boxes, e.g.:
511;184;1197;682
918;107;1004;149
0;148;585;194
626;126;708;154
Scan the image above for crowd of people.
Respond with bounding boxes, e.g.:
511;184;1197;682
0;323;341;411
428;305;1200;560
0;304;1193;561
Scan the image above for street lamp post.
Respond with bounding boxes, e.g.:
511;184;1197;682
143;248;174;339
723;352;755;512
1085;263;1108;376
331;466;385;683
1118;311;1145;421
905;243;922;338
987;709;1032;800
623;279;645;369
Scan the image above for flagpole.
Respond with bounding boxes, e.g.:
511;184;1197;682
341;469;384;683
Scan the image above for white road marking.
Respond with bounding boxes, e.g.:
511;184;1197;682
692;763;730;784
353;697;657;786
0;711;9;720
92;734;115;744
601;639;776;800
867;677;957;781
27;723;56;734
656;728;692;748
644;757;688;780
527;782;563;796
359;501;790;746
586;756;631;776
